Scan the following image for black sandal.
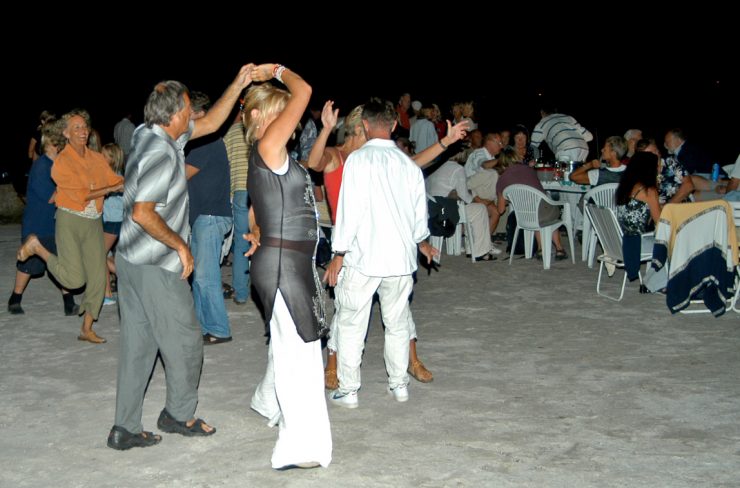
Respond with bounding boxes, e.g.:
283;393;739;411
157;409;216;437
474;253;497;262
107;425;161;450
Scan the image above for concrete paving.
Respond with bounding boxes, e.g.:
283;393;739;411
0;223;738;487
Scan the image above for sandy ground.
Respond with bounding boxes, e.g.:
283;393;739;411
1;224;738;487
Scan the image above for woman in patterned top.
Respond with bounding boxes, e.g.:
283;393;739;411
616;152;661;236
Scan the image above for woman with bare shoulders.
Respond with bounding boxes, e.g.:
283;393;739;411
243;63;331;470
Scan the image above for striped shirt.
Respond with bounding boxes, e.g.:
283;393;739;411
117;122;193;273
530;113;592;159
224;122;248;196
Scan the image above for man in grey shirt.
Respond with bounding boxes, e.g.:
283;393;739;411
107;64;254;450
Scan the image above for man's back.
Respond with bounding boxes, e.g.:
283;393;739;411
333;139;429;277
531;113;592;159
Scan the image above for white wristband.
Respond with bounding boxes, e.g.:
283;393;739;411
273;65;286;83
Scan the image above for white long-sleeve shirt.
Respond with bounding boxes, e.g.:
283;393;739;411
530;113;593;158
332;138;429;277
426;161;473;204
464;147;494;178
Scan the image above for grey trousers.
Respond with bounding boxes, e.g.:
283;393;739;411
113;256;203;434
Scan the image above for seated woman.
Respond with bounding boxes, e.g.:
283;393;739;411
493;147;568;260
511;124;536;166
616;151;661;254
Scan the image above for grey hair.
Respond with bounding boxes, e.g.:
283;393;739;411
606;135;628;160
144;80;189;127
623;128;642;141
61;108;91;130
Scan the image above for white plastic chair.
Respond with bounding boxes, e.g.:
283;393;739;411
580;183;618;267
428;198;475;264
586;204;652;301
503;184;575;270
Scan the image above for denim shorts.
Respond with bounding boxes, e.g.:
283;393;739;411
103;220;122;236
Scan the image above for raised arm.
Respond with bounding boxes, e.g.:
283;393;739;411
252;64;312;171
306;101;338;171
192;64;254;140
413;120;468;169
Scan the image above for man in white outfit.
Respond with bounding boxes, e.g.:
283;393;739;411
324;99;437;408
427;160;497;260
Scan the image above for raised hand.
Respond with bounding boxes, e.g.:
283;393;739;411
250;63;278;82
236;63;256;89
446;119;469;143
321;101;339;131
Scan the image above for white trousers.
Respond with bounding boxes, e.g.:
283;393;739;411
467;169;499;201
251;290;332;469
465;202;493;258
334;268;411;393
327;303;417;352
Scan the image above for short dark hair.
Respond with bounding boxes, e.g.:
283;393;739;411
362;98;397;130
190;91;212;113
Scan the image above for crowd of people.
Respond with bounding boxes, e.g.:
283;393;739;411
12;64;739;471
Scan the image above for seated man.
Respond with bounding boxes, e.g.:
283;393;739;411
636;138;694;204
570;135;627;186
464;132;503;178
426;160;499;260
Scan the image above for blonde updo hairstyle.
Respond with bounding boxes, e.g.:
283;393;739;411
242;83;291;145
342;105;364;140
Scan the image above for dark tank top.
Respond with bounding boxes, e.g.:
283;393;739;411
247;145;327;342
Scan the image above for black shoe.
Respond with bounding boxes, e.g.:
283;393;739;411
222;282;234;299
203;333;233;345
64;304;79;316
8;302;24;315
107;425;161;450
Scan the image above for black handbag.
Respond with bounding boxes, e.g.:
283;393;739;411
427;197;460;238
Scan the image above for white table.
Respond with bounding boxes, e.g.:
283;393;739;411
541;181;591;230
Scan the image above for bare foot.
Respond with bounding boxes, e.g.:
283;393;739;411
17;234;40;261
78;331;107;344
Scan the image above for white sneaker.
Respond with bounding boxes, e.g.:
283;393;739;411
605;262;616;277
490;245;503;255
327;390;358;409
388;384;409;403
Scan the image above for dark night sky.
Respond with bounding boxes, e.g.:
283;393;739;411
6;10;738;185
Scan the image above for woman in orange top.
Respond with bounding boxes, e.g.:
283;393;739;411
18;109;124;343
